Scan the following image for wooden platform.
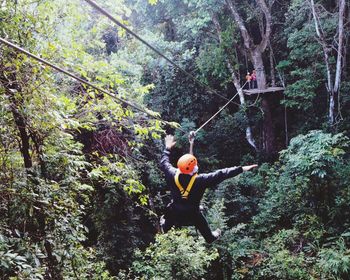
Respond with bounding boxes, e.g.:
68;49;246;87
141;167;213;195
243;87;285;96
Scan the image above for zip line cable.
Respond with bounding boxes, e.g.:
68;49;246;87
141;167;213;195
0;38;140;112
195;92;239;134
0;37;246;137
194;81;248;134
84;0;250;136
0;36;248;138
84;0;234;104
0;37;187;133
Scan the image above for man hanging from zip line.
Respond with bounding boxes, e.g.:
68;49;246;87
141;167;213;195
160;132;258;243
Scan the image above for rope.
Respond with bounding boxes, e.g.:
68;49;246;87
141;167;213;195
84;0;235;104
194;81;248;134
195;92;239;134
0;37;187;133
1;0;250;138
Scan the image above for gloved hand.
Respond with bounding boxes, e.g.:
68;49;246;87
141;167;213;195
189;131;195;144
165;135;176;150
242;164;258;171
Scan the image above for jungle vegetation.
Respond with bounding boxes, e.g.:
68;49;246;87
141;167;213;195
0;0;350;279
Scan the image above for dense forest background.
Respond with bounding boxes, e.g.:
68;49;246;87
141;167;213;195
1;0;350;279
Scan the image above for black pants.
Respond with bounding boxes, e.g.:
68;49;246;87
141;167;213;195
162;203;217;243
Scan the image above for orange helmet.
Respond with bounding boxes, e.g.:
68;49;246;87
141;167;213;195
177;154;198;174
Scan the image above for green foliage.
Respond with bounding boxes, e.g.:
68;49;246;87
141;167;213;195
253;131;349;233
131;229;219;280
316;238;350;279
223;225;258;279
260;250;310;280
202;130;350;279
279;130;348;178
219;169;263;227
1;0;350;279
206;198;228;232
257;229;311;280
148;0;158;5
196;44;231;84
0;0;163;278
283;69;319;110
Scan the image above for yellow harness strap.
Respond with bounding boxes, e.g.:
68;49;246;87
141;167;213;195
174;170;198;199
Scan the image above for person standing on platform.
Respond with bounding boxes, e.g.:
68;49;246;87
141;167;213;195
245;72;252;89
251;69;257;89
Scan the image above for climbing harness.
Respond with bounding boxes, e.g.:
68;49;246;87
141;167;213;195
174;169;198;199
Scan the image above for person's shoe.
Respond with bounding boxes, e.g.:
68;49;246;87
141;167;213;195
211;228;222;240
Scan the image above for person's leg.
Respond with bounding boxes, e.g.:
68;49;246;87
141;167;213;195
193;212;218;243
161;204;176;233
162;216;174;233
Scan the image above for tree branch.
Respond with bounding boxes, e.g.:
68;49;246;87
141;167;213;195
256;0;272;51
334;0;345;93
225;0;253;49
212;13;258;151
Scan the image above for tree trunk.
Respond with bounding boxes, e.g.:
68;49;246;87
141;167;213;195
334;0;345;121
225;0;270;88
334;0;345;93
212;13;257;151
1;71;63;280
5;88;33;169
329;92;335;125
310;0;345;125
250;48;274;156
269;46;276;87
225;0;276;156
251;49;267;89
233;80;258;150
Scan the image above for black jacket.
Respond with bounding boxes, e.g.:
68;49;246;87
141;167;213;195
160;149;243;208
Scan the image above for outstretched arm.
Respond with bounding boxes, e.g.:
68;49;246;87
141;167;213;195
165;134;176;150
189;131;195;155
200;164;258;187
242;164;258;171
160;135;177;177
